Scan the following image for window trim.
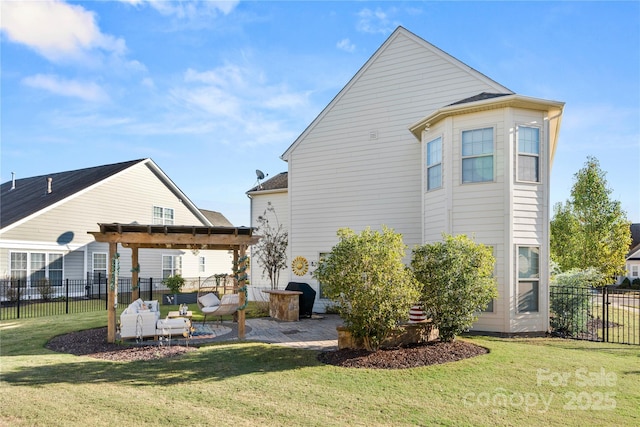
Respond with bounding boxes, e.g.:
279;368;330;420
9;251;65;287
517;246;540;313
426;135;443;191
516;124;542;183
153;206;175;225
162;254;182;279
461;126;495;184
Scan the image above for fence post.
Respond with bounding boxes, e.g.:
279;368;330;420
149;277;153;302
16;279;22;319
602;287;608;343
65;279;70;314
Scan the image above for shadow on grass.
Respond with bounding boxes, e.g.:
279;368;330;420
2;342;322;387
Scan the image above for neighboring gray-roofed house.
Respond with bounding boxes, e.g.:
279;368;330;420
0;158;234;297
624;223;640;281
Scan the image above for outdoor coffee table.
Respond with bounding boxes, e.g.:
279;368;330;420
167;310;193;320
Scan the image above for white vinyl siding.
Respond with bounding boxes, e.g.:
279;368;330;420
285;30;507;296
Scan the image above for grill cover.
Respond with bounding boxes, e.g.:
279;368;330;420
285;282;316;318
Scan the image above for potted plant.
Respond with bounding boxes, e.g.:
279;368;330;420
162;274;185;305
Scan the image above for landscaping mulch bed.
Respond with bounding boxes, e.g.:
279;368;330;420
46;327;196;362
318;340;488;369
48;327;488;368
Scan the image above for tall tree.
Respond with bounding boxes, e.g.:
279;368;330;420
550;156;631;283
254;203;288;289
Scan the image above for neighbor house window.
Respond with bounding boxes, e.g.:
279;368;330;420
518;247;539;313
92;253;108;282
10;252;63;286
426;136;442;190
632;265;639;277
162;255;181;279
462;127;494;183
153;206;174;225
518;126;540;182
10;252;27;281
199;256;206;273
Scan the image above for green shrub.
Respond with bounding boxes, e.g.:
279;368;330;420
411;234;497;342
163;274;185;294
36;279;55;301
550;268;604;336
620;277;631;288
632;278;640;290
313;226;421;351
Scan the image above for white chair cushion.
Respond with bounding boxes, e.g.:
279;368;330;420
199;292;220;308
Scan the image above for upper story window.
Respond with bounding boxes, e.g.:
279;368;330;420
153;206;174;225
426;137;442;191
517;126;540;182
462;127;494;183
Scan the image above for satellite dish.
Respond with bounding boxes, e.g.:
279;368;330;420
256;169;265;180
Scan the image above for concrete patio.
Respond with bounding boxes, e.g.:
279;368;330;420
181;314;343;351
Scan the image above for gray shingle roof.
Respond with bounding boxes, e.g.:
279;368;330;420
200;209;234;227
247;172;288;193
447;92;511;106
0;159;146;229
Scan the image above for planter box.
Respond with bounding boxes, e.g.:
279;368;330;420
337;322;439;350
162;292;198;305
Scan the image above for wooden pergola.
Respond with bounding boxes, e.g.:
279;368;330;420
88;223;260;343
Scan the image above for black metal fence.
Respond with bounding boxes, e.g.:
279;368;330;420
550;285;640;345
0;276;161;321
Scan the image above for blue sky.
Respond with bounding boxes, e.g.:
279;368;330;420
1;1;639;226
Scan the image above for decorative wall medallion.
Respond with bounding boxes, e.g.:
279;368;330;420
292;256;309;276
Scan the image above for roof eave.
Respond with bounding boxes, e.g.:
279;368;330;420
409;94;565;140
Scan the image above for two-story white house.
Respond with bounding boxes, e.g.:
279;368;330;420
248;27;564;334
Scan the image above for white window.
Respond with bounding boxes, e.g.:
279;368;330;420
162;255;181;279
10;252;63;286
199;256;206;273
632;265;639;277
426;136;442;190
462;127;494;183
518;247;539;313
518;126;540;182
153;206;174;225
93;253;108;282
10;252;27;280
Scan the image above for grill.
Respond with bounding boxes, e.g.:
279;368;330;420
285;282;316;318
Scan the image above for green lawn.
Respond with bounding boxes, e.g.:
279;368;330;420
1;312;639;426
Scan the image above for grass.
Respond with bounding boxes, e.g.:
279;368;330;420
1;313;639;426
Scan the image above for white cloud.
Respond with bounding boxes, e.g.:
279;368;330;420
356;7;399;35
119;0;239;18
0;0;126;63
22;74;109;102
337;38;356;53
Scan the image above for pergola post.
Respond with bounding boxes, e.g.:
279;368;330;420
131;245;140;301
237;245;247;339
107;242;118;343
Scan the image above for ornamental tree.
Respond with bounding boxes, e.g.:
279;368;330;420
253;203;288;289
313;226;421;351
550;156;631;284
411;234;497;342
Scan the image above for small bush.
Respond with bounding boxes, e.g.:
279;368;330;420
36;279;55;301
620;277;631;289
632;278;640;290
411;234;497;342
550;268;604;336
